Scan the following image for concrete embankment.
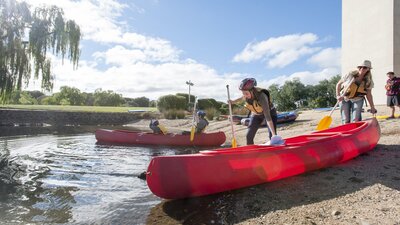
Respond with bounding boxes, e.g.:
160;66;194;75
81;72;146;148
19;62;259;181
0;109;149;126
0;109;156;136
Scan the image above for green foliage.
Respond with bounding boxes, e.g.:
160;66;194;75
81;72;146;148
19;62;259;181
55;86;84;105
219;104;228;115
18;91;38;105
149;100;157;107
162;109;186;119
306;75;341;108
157;94;186;112
198;99;213;110
198;98;223;111
269;78;307;111
82;92;94;106
40;95;58;105
125;96;150;107
266;76;340;111
93;88;125;106
205;108;219;121
0;0;81;103
26;90;45;99
176;93;195;107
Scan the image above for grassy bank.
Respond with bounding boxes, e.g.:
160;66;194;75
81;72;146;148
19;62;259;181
0;104;157;113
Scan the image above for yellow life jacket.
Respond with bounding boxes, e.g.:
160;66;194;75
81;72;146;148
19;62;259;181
158;124;168;135
345;80;367;98
244;87;272;114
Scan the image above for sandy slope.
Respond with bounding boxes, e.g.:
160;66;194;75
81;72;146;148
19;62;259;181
141;105;400;225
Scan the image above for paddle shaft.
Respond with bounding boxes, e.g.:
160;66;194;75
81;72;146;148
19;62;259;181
192;97;198;125
226;85;237;142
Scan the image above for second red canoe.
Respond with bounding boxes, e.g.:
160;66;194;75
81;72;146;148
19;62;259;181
95;129;226;147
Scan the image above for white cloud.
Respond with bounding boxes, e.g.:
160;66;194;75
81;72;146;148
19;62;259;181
23;0;128;42
27;57;241;101
233;33;320;68
260;67;341;88
307;47;341;68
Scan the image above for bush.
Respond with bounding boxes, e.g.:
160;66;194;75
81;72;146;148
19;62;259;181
162;109;186;119
205;108;218;121
176;110;186;119
157;95;186;112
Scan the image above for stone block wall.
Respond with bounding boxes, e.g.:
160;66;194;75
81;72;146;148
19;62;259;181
0;109;145;126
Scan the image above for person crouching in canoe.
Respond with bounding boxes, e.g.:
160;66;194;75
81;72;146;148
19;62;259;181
195;110;209;133
149;119;167;134
229;78;284;145
181;110;209;135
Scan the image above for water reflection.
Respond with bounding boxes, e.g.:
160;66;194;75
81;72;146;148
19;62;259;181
0;132;203;224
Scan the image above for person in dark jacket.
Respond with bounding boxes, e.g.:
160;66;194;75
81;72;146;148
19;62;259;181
385;71;400;118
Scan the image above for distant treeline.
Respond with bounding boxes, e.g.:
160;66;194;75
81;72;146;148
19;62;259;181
5;75;340;112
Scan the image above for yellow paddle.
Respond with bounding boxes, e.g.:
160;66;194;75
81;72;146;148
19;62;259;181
316;77;354;131
190;97;198;141
226;85;237;148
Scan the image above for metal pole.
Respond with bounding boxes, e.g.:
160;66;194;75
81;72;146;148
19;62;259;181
186;80;194;108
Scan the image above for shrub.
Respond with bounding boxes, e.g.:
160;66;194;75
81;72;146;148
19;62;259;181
162;109;186;119
157;95;186;112
176;110;186;119
205;108;218;121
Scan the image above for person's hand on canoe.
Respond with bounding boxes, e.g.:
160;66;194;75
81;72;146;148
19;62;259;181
368;108;378;115
263;135;285;146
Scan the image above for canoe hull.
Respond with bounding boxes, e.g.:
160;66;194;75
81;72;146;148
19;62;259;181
146;118;380;199
95;129;226;147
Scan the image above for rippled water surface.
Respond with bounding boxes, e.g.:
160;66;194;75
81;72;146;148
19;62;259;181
0;133;199;224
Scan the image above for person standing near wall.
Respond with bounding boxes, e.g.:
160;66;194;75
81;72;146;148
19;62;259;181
385;71;400;118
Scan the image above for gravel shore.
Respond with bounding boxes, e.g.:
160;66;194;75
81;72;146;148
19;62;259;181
142;105;400;225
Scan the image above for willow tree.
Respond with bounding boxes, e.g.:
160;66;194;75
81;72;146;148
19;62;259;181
0;0;81;103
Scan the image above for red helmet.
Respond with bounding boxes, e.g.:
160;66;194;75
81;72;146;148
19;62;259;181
239;78;257;90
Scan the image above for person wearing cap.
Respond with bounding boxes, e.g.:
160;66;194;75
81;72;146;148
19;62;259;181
229;78;283;145
336;60;377;124
149;119;167;134
195;110;209;133
385;71;400;118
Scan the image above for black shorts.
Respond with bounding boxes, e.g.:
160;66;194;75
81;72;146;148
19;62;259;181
387;95;400;106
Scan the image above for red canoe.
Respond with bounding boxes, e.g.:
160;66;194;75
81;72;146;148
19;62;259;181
95;129;226;147
146;118;380;199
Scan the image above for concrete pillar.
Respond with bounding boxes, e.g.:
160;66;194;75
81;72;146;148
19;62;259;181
342;0;400;105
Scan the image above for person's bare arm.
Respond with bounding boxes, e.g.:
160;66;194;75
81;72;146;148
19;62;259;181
336;79;344;101
258;93;277;136
366;89;377;113
228;96;244;105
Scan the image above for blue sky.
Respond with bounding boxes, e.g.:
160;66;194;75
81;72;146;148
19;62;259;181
25;0;342;101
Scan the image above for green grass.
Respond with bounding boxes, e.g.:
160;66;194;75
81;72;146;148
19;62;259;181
0;104;158;113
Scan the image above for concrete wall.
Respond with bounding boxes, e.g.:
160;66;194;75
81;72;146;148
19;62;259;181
342;0;396;105
395;1;400;73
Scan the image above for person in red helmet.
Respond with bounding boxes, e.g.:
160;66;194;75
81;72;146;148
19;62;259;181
229;78;284;145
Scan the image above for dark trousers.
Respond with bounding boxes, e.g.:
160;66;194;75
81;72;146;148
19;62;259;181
246;108;278;145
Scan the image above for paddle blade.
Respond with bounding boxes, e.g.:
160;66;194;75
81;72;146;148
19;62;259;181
316;116;332;131
232;138;237;148
190;126;195;141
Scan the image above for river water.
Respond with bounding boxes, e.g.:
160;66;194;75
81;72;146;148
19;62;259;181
0;132;200;224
